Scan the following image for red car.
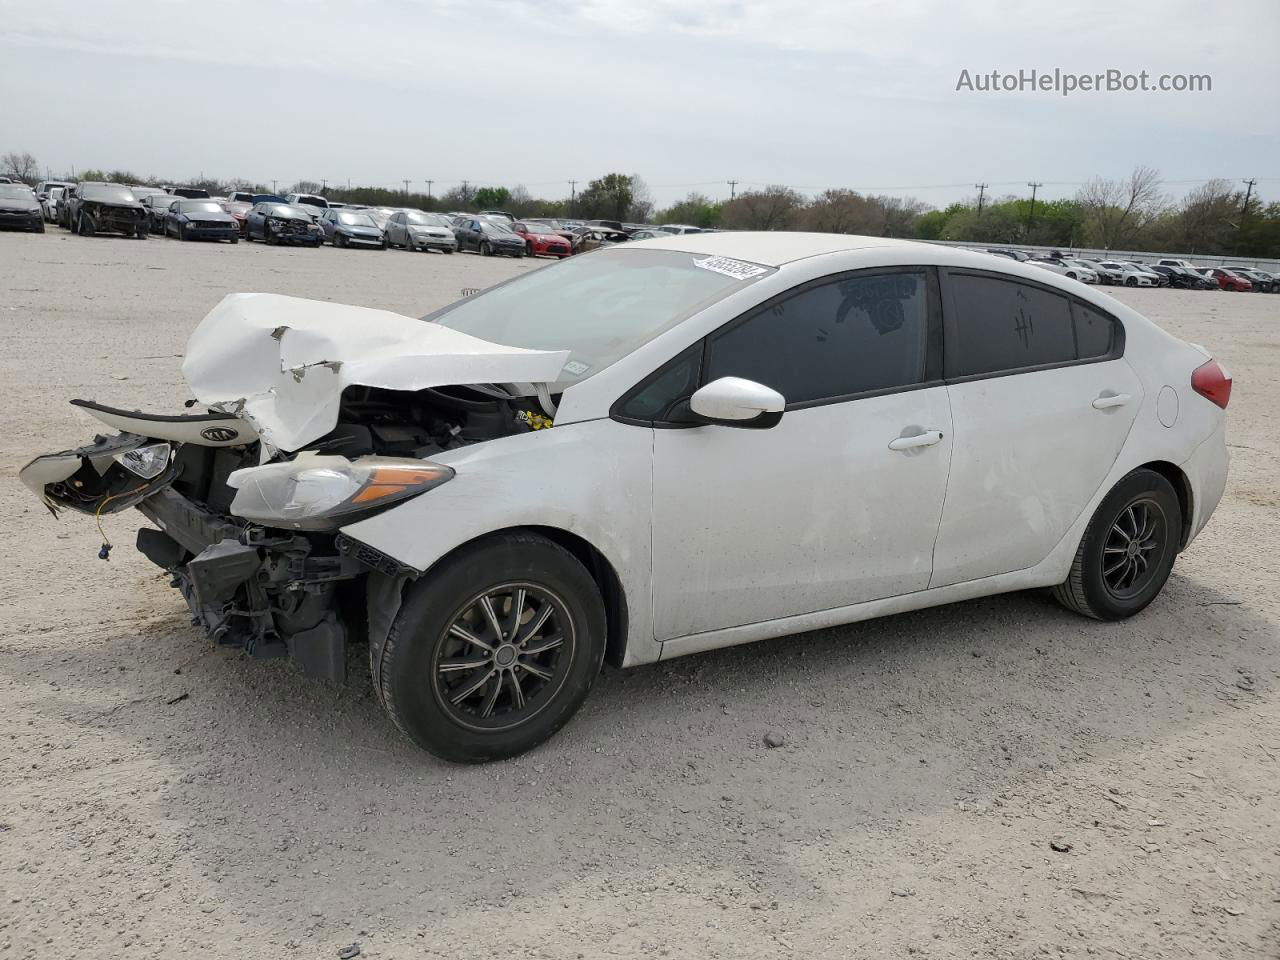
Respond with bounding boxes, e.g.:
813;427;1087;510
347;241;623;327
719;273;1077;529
510;221;573;258
1202;267;1252;292
218;200;251;238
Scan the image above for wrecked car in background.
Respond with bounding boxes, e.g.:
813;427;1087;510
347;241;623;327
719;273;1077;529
65;182;149;238
244;202;324;245
20;234;1230;764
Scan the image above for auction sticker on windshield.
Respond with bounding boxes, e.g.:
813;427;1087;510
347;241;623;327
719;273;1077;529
692;256;768;280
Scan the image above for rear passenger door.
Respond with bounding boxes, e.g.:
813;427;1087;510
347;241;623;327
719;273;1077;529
930;270;1142;588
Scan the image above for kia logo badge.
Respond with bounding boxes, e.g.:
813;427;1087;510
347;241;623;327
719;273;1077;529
200;426;239;442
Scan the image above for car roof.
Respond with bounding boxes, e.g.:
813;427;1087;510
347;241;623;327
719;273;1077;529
630;231;926;267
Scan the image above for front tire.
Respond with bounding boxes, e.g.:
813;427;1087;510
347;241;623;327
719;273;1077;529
479;240;491;257
379;532;606;763
1053;468;1181;621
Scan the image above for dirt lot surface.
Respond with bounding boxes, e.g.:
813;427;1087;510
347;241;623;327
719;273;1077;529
0;231;1277;958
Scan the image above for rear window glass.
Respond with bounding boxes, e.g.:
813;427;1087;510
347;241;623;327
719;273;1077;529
946;275;1076;378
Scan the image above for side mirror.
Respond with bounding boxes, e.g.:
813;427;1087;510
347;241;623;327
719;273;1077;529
688;377;785;429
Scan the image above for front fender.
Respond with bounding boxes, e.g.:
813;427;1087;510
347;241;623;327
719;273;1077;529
340;419;659;666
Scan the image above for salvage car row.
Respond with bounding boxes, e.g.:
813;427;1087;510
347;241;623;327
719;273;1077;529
983;248;1278;292
6;179;699;259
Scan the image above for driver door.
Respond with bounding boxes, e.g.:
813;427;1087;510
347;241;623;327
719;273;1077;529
649;268;953;641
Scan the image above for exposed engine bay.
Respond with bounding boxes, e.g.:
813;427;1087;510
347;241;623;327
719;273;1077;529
22;381;557;682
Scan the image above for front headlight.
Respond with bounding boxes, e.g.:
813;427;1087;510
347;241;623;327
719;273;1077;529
268;219;282;230
226;455;454;529
113;441;172;479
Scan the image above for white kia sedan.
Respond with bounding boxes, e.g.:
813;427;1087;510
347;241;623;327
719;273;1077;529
21;234;1231;762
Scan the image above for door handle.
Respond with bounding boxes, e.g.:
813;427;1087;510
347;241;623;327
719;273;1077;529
888;430;944;451
1092;393;1131;410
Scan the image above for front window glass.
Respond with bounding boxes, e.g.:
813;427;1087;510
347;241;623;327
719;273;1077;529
705;271;929;405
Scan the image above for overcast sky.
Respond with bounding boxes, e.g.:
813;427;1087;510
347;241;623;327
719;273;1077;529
1;0;1276;209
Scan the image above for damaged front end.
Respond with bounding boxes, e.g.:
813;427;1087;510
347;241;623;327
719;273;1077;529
20;293;570;683
80;200;148;237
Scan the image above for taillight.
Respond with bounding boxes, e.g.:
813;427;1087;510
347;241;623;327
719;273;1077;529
1191;359;1232;409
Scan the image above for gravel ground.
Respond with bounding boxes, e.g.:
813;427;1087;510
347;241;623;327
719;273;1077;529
0;231;1277;959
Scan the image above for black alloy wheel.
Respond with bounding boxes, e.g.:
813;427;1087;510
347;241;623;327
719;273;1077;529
1053;468;1181;620
379;532;606;762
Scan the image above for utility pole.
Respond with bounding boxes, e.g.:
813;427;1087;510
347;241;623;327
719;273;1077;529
425;179;433;200
320;178;327;192
461;180;470;204
1241;177;1257;218
728;179;738;200
402;179;410;198
1026;181;1043;230
569;180;577;215
271;179;277;194
975;182;988;216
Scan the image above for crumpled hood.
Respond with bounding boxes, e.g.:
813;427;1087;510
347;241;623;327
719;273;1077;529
182;293;569;452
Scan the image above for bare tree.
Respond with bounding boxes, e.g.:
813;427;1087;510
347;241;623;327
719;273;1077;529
872;195;929;237
626;174;654;223
1076;165;1165;248
720;185;805;230
1169;178;1237;253
1;150;39;183
802;189;877;234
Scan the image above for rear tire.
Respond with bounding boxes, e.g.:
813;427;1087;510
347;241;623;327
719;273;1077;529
1053;468;1181;621
379;532;606;763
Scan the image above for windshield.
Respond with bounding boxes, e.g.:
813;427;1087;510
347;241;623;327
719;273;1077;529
337;212;376;226
295;195;326;207
268;204;311;218
83;184;137;203
405;211;446;226
180;200;224;214
520;223;555;234
430;248;775;386
0;184;33;200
